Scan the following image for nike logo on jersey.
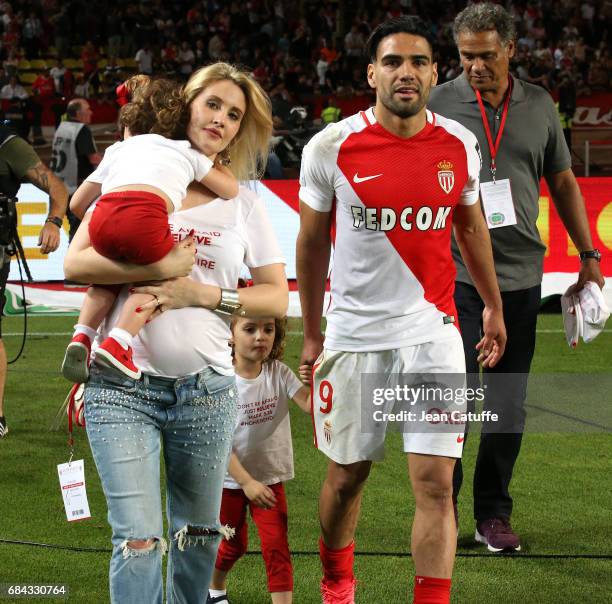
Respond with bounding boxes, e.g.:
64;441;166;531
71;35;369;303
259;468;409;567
353;172;383;183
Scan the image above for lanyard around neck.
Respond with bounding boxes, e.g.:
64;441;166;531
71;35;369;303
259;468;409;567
474;76;513;183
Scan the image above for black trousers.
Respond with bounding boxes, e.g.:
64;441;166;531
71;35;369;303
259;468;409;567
453;281;541;521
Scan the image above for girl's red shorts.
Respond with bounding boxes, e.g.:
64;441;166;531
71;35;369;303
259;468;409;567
89;191;174;265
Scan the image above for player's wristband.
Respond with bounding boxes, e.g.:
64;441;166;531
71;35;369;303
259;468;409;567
215;288;243;315
45;216;63;228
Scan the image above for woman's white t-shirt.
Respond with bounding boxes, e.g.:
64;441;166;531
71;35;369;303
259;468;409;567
224;360;303;489
98;186;285;377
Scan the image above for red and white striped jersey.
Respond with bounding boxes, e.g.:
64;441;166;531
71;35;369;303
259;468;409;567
299;107;481;351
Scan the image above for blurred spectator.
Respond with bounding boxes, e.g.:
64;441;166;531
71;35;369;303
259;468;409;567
49;59;67;95
106;8;123;59
319;37;340;64
0;75;28;100
135;43;154;75
122;4;138;57
587;55;609;91
528;18;546;42
194;38;207;64
316;52;328;86
291;19;311;62
321;96;341;124
134;3;156;48
178;41;195;78
22;9;43;58
580;0;596;41
252;59;270;88
103;57;123;79
2;21;20;52
31;69;55;99
31;68;60;139
208;31;225;61
324;59;345;92
527;56;551;91
0;67;9;89
62;66;75;99
557;69;577;152
2;49;20;78
49;7;71;59
81;41;100;95
443;58;460;82
270;84;292;129
73;73;90;98
344;24;366;60
161;41;178;75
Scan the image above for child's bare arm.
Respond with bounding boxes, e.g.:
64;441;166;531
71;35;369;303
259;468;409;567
64;213;195;284
228;452;277;508
200;163;239;200
70;181;102;219
292;385;311;413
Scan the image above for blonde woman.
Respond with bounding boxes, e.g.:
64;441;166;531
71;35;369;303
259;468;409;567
62;75;238;383
63;63;288;604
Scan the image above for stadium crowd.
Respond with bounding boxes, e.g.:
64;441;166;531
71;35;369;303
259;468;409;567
0;0;610;139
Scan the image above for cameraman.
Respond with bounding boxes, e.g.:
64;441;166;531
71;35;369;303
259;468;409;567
0;123;68;437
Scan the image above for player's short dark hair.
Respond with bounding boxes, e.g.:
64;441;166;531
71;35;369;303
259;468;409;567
367;16;435;62
453;2;516;47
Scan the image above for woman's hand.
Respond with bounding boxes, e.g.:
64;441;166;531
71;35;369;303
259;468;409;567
132;278;220;314
152;235;196;280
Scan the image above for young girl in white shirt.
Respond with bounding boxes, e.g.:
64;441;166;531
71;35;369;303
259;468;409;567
62;75;239;382
208;315;310;604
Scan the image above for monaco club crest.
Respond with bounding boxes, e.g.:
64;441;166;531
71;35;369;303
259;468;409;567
437;160;455;194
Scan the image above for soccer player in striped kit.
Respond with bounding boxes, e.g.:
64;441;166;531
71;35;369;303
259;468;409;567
297;16;506;604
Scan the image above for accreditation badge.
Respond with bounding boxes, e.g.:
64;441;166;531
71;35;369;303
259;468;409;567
480;178;518;229
57;459;91;522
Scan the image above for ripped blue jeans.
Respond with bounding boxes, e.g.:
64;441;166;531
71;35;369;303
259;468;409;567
85;365;238;604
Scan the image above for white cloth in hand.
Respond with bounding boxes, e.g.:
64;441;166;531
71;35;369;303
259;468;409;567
578;281;610;343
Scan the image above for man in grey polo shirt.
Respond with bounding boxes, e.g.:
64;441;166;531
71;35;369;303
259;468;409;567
428;2;604;553
51;98;101;242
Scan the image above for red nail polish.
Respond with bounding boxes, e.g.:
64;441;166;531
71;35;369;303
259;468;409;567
135;306;142;313
129;288;135;293
188;229;195;237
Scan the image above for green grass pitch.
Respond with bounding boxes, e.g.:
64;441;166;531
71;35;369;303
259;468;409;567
0;314;610;603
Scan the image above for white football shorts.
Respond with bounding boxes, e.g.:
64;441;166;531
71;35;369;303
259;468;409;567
311;333;466;463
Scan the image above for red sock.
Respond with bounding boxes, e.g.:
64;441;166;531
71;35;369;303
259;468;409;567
413;576;452;604
319;537;355;583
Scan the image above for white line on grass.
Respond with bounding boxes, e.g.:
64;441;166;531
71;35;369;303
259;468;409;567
3;329;611;337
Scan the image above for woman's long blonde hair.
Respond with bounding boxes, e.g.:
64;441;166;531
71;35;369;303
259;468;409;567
183;63;273;181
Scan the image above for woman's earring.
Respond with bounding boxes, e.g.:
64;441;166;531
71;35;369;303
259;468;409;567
218;147;231;167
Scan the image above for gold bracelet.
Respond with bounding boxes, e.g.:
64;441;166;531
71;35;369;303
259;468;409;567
215;288;243;315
